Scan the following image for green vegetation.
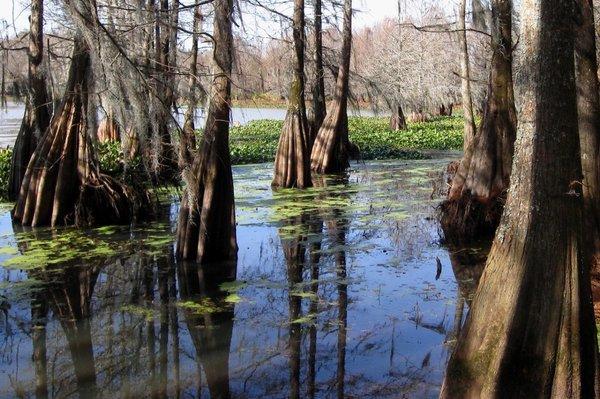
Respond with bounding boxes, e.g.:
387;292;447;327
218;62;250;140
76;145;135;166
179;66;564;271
229;115;463;164
0;149;11;201
0;116;463;200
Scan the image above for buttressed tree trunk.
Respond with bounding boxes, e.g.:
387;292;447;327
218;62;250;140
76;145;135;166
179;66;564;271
440;0;517;243
97;110;121;142
13;36;136;227
9;0;51;201
179;3;202;170
440;0;600;396
574;0;600;317
309;0;326;144
176;0;237;263
458;0;476;150
272;0;312;189
310;0;356;174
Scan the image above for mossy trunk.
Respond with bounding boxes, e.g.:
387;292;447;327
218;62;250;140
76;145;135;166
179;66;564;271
574;0;600;318
440;0;517;244
272;0;312;189
310;0;355;174
176;0;237;263
8;0;51;201
440;0;600;396
13;36;137;227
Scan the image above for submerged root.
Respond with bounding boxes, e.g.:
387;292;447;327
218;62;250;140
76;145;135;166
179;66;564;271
75;174;142;226
439;191;505;244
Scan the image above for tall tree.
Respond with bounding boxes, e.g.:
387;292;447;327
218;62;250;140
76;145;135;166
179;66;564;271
458;0;476;150
13;33;136;227
440;0;600;395
440;0;517;242
390;0;407;132
575;0;600;314
272;0;312;189
310;0;355;174
309;0;326;142
9;0;51;201
179;3;203;170
176;0;238;263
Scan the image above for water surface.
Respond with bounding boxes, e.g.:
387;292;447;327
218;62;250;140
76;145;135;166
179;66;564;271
0;157;488;398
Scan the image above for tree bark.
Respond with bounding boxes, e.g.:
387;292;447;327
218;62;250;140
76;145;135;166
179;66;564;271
272;0;312;189
440;0;517;243
176;0;237;263
308;0;326;145
440;0;600;396
9;0;51;201
574;0;600;318
310;0;355;174
13;35;136;227
179;3;202;170
458;0;476;150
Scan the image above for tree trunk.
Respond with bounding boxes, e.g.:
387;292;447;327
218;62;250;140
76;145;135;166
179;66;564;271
310;0;355;174
390;103;407;131
9;0;51;201
13;36;136;227
440;0;517;243
440;0;600;396
179;3;202;170
176;0;237;263
151;0;177;182
574;0;600;318
308;0;326;145
272;0;312;189
458;0;476;150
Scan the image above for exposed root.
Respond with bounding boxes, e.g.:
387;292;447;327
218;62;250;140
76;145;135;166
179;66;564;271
439;191;505;244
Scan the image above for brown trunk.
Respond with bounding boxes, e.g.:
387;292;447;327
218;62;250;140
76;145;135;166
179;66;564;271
574;0;600;318
389;103;407;131
13;36;136;227
176;0;237;263
179;3;202;170
9;0;51;201
440;0;600;396
308;0;326;145
458;0;476;150
272;0;312;189
440;0;517;243
310;0;355;174
151;0;177;181
31;293;48;399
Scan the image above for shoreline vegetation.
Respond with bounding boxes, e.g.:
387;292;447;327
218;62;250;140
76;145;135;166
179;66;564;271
0;115;463;201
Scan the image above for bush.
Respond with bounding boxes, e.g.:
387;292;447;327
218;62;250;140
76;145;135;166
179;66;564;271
0;148;11;201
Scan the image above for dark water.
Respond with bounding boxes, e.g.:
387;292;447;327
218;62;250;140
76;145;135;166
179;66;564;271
0;157;487;398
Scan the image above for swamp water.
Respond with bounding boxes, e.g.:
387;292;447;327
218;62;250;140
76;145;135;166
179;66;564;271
0;157;487;398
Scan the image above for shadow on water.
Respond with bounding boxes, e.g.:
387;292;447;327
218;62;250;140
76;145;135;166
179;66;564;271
0;156;498;398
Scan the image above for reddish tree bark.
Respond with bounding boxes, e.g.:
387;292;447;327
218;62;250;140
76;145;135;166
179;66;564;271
440;0;600;395
13;36;136;227
308;0;326;144
389;103;407;131
176;0;237;263
310;0;356;174
272;0;312;189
